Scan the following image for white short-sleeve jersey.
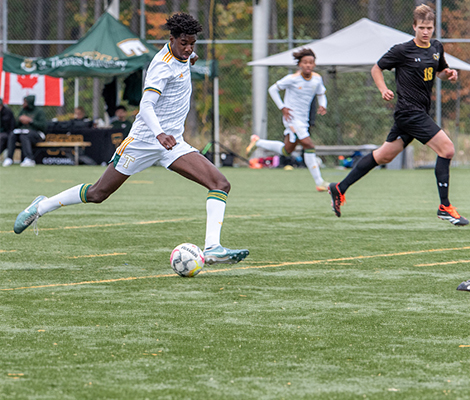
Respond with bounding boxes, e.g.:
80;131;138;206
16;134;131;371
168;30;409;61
129;43;192;144
275;72;326;128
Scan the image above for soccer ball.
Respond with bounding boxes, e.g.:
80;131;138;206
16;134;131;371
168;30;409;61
170;243;205;277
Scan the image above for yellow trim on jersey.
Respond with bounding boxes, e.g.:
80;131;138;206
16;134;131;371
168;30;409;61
162;51;173;63
144;87;162;95
116;137;134;156
168;43;189;63
413;39;431;49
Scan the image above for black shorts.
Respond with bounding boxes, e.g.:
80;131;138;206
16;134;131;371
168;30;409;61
386;110;441;147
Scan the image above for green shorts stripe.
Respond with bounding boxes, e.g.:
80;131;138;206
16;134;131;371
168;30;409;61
112;153;121;169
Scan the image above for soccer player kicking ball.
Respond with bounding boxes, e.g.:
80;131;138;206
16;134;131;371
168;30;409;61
329;4;468;226
246;48;329;192
14;13;250;264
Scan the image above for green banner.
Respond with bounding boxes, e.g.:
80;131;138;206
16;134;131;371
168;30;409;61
2;13;158;78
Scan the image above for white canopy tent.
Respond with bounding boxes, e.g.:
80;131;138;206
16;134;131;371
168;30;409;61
248;18;470;72
248;18;470;143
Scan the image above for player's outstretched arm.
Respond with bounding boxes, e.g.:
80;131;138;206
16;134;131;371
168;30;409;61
139;90;176;150
437;68;458;82
157;133;177;150
371;64;394;101
268;83;284;109
190;52;198;65
268;83;292;121
317;93;327;115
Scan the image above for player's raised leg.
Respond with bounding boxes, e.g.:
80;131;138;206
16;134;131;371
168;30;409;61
249;136;291;157
329;140;403;217
14;165;129;234
245;135;260;156
169;152;249;264
426;130;468;226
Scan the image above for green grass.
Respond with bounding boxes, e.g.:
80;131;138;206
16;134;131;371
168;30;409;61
1;165;470;399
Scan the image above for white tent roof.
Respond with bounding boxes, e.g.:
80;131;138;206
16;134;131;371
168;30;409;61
248;18;470;72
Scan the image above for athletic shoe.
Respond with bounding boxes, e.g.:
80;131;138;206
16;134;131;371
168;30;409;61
457;279;470;291
204;245;249;265
20;158;36;167
437;204;469;226
14;195;47;234
2;157;13;167
316;182;330;192
245;134;260;156
328;182;345;217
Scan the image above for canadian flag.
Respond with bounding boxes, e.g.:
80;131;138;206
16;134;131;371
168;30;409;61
0;58;64;106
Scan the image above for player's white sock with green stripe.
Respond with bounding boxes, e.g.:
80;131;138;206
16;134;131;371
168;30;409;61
255;139;286;155
205;190;227;250
37;184;92;216
304;150;324;186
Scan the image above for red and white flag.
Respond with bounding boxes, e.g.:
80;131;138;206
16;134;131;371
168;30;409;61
0;58;64;106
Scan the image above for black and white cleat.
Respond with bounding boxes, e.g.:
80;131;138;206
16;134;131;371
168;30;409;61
457;280;470;292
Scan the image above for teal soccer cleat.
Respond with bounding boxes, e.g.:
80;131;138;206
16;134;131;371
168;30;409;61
14;195;47;234
204;245;249;265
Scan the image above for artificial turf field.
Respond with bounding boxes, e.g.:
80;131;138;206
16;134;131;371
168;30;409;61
1;165;469;400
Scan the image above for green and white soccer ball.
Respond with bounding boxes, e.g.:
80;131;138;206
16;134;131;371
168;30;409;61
170;243;205;277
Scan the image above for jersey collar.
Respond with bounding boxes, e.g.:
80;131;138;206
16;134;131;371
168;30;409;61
413;39;431;49
167;43;189;63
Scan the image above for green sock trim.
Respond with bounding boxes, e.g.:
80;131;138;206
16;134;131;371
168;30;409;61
80;184;92;203
282;147;291;157
304;148;316;154
207;190;227;203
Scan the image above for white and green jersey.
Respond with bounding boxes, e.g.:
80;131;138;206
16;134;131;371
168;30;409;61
270;71;326;129
129;43;192;144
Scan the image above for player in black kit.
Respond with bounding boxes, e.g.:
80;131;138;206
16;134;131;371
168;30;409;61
329;4;468;226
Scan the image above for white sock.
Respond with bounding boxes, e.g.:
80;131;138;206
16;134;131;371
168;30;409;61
205;190;227;250
255;139;285;155
38;184;91;216
304;151;324;186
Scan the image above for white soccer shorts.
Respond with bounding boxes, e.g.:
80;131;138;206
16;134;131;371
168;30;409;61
283;119;310;143
112;137;198;175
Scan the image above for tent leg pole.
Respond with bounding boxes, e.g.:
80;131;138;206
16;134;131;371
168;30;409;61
74;77;79;108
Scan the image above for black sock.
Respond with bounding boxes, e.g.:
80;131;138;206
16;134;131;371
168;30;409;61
338;153;378;194
435;156;451;207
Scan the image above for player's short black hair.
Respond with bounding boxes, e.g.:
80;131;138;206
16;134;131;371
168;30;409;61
293;48;316;65
164;13;203;38
115;105;127;112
